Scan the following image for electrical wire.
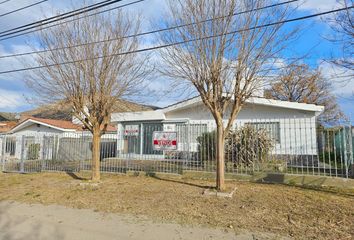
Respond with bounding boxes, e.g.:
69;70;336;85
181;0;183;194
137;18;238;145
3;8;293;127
0;0;49;18
0;0;12;5
0;0;125;37
0;5;352;75
0;0;298;57
0;0;144;42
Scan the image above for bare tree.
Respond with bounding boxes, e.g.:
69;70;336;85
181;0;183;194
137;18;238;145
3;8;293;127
158;0;297;191
329;0;353;71
264;63;345;125
26;8;149;181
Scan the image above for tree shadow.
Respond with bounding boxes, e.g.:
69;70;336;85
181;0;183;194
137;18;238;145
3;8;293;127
255;173;354;198
149;174;214;190
65;172;89;181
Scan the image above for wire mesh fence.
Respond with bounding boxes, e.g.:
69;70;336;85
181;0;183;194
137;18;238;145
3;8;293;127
1;118;353;178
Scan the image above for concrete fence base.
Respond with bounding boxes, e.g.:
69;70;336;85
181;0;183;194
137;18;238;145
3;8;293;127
181;170;354;190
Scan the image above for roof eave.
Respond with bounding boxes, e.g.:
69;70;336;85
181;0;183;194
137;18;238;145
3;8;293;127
10;119;78;133
162;96;324;114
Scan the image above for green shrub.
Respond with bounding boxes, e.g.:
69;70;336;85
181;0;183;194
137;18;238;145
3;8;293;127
197;126;274;166
27;143;40;160
225;126;274;166
197;131;217;162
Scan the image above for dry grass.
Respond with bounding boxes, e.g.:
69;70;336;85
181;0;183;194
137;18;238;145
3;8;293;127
0;172;353;239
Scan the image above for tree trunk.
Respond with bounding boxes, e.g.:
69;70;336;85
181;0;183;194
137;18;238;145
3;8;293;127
216;122;226;191
91;129;101;181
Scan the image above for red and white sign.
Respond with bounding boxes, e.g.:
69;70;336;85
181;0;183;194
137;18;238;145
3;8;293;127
152;131;177;151
124;125;139;136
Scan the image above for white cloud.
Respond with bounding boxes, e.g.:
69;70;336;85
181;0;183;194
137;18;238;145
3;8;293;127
0;89;27;110
0;44;35;84
296;0;341;12
319;61;354;97
0;0;71;31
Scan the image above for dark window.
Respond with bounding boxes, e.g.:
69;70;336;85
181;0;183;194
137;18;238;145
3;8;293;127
5;137;16;156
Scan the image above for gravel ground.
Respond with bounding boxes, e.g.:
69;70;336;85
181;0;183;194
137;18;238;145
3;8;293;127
0;172;353;240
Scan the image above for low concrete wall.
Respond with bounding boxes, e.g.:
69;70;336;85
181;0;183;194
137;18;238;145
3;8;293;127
182;171;354;190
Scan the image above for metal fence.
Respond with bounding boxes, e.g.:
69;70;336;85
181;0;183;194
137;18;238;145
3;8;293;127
1;118;353;179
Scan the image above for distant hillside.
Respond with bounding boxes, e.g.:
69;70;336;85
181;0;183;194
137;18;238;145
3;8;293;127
0;112;17;122
21;99;157;121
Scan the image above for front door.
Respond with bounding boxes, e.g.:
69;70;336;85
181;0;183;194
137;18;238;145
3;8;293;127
143;123;163;155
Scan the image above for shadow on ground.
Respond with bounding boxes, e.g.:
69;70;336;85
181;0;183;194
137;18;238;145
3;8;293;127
150;175;214;190
256;173;354;198
65;172;89;181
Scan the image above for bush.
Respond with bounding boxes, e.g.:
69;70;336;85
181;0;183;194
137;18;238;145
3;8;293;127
197;126;274;166
225;126;274;166
27;143;41;160
197;131;217;162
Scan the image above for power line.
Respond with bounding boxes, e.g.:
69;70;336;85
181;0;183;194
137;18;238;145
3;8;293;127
0;5;352;75
0;0;124;37
0;0;114;35
0;0;49;18
0;0;298;57
0;0;12;5
0;0;144;42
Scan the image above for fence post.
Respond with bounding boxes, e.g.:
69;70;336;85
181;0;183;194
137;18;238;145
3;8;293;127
0;135;4;172
348;125;354;178
342;126;349;178
20;135;25;173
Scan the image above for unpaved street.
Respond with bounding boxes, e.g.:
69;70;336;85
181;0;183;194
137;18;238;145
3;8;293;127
0;201;286;240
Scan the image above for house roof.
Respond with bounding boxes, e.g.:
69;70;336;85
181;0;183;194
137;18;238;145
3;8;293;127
10;117;117;133
0;121;17;134
162;96;324;113
10;117;82;133
112;96;324;123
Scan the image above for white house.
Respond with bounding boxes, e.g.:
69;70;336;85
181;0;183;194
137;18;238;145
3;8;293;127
0;117;116;161
111;96;324;160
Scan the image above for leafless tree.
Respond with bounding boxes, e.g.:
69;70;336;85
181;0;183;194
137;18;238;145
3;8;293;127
158;0;298;191
264;63;345;125
26;8;149;181
328;0;353;71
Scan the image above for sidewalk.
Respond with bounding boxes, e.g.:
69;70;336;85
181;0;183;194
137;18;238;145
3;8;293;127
0;201;287;240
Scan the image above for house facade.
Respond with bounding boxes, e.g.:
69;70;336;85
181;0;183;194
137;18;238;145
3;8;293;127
111;97;324;160
0;117;116;162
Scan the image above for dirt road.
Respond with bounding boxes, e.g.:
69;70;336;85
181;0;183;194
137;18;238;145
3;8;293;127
0;201;288;240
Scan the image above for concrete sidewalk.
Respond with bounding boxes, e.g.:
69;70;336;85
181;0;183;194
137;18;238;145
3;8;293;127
0;201;288;240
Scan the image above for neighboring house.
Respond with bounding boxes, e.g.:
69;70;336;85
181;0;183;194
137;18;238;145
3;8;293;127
0;121;17;134
111;96;324;159
0;100;155;162
0;117;116;161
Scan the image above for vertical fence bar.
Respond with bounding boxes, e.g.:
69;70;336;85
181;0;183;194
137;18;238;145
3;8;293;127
310;118;315;176
327;129;332;177
333;129;338;177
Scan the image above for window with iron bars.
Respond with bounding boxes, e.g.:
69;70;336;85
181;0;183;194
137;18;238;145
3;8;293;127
176;123;208;145
245;122;281;143
5;137;16;156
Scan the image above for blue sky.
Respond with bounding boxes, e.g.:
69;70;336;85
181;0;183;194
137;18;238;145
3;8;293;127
0;0;353;121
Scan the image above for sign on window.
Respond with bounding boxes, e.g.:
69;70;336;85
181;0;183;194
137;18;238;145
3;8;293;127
152;131;177;151
124;125;139;136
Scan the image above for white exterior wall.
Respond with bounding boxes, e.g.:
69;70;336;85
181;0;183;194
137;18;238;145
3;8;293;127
0;136;3;158
3;123;117;160
6;125;64;160
164;102;318;155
